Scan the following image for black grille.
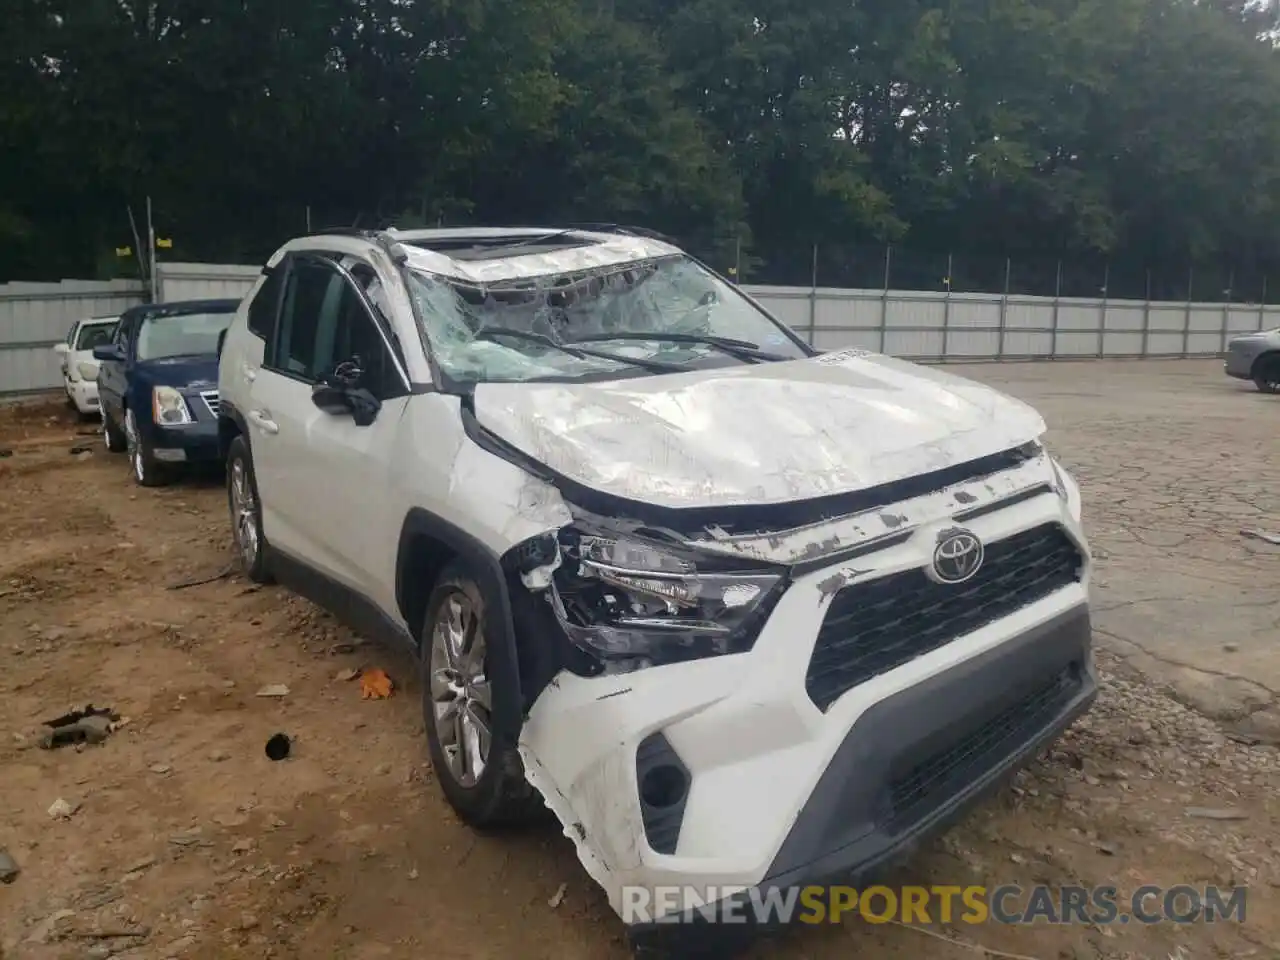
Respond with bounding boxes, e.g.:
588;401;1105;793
887;667;1081;827
806;524;1082;710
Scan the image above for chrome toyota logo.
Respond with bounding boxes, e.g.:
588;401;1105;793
931;529;984;584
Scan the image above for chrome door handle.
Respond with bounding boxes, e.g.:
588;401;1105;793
247;410;278;435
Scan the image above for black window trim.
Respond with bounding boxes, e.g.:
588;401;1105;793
262;252;412;398
248;263;286;343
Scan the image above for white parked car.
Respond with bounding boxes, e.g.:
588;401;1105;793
53;315;119;415
217;226;1095;953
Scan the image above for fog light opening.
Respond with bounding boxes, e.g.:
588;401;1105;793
640;763;688;809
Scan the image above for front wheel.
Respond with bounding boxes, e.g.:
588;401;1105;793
226;436;272;583
1253;354;1280;394
124;408;170;487
420;561;542;827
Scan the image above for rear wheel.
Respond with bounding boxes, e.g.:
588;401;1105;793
1253;354;1280;394
420;561;542;827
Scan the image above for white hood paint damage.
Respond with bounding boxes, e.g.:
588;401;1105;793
473;349;1047;510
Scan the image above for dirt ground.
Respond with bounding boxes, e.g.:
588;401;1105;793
1;359;1277;960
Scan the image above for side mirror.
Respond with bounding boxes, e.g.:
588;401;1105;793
93;344;124;362
53;343;70;355
311;380;350;417
311;361;382;428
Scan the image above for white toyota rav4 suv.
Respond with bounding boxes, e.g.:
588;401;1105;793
217;226;1095;952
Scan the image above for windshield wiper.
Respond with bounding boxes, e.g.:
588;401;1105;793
569;332;792;363
472;327;687;374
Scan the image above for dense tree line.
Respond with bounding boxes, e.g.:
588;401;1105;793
1;0;1278;293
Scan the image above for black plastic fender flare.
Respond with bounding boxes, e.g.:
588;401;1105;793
218;398;252;462
395;507;524;742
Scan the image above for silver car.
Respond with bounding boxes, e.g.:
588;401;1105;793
1224;328;1280;393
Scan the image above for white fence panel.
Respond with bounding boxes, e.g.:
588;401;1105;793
156;263;260;303
3;263;1278;396
0;278;144;395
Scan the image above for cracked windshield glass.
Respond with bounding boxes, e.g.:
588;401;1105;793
406;256;807;383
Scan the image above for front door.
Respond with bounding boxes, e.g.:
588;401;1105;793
248;253;410;608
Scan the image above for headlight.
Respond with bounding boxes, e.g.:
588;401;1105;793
77;361;98;381
152;386;193;425
549;527;783;671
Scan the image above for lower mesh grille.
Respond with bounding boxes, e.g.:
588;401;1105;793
887;666;1081;827
806;524;1082;710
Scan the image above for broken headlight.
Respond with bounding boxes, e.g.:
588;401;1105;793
549;527;784;670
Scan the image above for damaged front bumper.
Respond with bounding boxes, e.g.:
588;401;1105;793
511;449;1096;934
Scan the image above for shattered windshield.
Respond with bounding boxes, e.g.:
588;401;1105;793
405;255;807;384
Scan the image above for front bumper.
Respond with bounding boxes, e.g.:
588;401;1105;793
519;471;1095;933
1224;341;1265;379
629;606;1094;951
147;420;221;464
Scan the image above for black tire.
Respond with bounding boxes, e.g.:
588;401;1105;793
226;435;272;583
1253;353;1280;394
102;408;127;453
420;560;542;827
124;407;171;487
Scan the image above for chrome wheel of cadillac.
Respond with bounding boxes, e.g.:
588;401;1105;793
124;409;144;482
429;592;492;787
229;458;259;569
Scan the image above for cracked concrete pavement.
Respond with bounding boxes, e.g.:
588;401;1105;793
965;358;1280;733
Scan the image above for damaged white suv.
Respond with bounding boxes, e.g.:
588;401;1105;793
217;226;1095;951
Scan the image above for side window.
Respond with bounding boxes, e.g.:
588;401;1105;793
332;283;404;400
268;256;403;399
269;258;343;380
247;268;284;341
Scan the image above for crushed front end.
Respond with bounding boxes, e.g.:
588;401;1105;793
506;441;1096;940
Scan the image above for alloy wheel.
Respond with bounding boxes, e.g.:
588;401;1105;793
124;409;144;482
428;591;493;788
229;458;260;569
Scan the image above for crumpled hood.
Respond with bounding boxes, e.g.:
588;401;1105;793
472;349;1047;510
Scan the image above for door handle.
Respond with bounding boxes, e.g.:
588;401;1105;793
247;410;279;435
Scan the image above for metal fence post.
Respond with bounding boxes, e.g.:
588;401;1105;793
941;253;953;358
879;245;892;354
1097;263;1109;358
1219;268;1233;353
1260;277;1268;332
1181;266;1193;357
1140;270;1152;358
807;243;818;347
1050;260;1061;358
734;236;742;285
997;257;1010;359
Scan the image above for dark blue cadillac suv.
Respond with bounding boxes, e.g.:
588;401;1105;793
95;298;239;486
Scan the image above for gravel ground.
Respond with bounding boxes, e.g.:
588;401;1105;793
0;358;1277;960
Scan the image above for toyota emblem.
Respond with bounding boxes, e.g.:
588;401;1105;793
931;529;984;584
